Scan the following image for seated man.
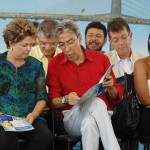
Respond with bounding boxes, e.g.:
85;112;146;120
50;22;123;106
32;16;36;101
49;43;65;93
29;19;61;75
30;19;62;114
46;19;124;150
106;17;147;82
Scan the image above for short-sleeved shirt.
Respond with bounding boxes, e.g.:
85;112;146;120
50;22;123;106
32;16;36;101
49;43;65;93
29;45;62;75
0;51;48;119
46;46;124;110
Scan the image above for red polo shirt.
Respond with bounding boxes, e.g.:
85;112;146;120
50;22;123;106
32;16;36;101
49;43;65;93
46;46;124;110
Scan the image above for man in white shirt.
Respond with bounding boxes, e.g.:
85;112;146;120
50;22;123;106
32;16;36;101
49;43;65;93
106;17;147;79
106;17;148;149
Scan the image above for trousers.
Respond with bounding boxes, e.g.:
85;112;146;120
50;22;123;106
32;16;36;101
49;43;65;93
63;97;120;150
0;119;53;150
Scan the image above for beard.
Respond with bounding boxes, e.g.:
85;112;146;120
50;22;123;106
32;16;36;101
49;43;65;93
86;43;103;52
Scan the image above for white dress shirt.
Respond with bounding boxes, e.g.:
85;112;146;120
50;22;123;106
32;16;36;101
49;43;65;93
116;51;133;77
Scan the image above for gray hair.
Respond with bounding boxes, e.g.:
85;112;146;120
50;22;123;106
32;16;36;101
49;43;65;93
37;19;58;38
56;19;80;38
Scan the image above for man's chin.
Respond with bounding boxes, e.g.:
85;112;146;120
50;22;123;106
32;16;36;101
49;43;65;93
87;45;102;51
90;47;102;52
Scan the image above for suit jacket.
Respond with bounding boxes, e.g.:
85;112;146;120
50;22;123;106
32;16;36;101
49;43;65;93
105;50;147;77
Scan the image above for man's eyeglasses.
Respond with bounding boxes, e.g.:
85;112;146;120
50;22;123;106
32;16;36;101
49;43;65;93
38;38;57;48
58;38;78;50
110;33;130;43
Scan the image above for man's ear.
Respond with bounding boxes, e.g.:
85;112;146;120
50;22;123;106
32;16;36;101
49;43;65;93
78;35;82;43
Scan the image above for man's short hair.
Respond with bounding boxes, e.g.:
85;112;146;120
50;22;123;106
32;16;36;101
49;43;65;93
85;21;107;39
37;19;58;38
56;19;80;38
107;17;131;38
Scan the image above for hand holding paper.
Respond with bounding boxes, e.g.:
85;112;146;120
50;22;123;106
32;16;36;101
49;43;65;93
72;64;115;108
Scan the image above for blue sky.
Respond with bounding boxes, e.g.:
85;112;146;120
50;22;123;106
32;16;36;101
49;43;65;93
0;0;149;54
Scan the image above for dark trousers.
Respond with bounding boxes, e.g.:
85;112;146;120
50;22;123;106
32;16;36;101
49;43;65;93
0;119;53;150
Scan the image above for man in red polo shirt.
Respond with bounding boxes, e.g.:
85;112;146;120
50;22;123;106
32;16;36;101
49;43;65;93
46;19;124;150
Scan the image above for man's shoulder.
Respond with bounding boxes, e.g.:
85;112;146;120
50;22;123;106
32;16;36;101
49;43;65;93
132;50;148;62
132;50;147;58
105;50;116;56
29;45;42;60
50;52;64;64
87;50;110;62
105;50;116;61
87;49;108;57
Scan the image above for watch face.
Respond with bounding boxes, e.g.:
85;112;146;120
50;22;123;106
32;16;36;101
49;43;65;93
62;97;67;104
62;97;65;104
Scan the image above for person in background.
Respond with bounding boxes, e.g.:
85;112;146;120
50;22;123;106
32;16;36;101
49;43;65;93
32;21;39;29
134;34;150;150
46;19;124;150
85;21;107;52
106;17;147;80
32;21;39;47
29;19;61;75
30;19;62;120
0;18;53;150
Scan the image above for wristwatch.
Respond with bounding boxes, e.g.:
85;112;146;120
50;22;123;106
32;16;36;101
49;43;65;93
62;96;68;104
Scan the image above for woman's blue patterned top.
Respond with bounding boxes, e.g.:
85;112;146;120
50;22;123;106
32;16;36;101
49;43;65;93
0;51;48;119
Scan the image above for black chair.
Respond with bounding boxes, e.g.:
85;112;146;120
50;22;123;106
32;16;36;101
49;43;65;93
127;135;150;150
47;109;82;150
49;108;130;150
16;139;27;150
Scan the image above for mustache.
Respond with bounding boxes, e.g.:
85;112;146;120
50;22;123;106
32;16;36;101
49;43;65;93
89;41;99;45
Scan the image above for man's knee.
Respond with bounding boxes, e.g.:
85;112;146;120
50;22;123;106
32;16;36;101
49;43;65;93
81;115;96;131
91;97;107;110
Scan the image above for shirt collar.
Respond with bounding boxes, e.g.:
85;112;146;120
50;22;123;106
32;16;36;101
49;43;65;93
115;50;133;62
60;45;94;64
37;45;62;61
35;45;46;60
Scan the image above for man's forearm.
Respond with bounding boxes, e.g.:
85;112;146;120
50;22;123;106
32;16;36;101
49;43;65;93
51;97;66;109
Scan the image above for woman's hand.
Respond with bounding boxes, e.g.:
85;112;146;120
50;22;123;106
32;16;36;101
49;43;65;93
26;112;38;124
25;100;46;124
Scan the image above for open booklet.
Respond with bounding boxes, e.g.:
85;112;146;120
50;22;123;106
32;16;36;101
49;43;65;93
0;112;34;132
72;64;115;109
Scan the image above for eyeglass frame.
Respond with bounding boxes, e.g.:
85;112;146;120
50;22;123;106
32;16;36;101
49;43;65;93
109;32;131;43
57;38;79;50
